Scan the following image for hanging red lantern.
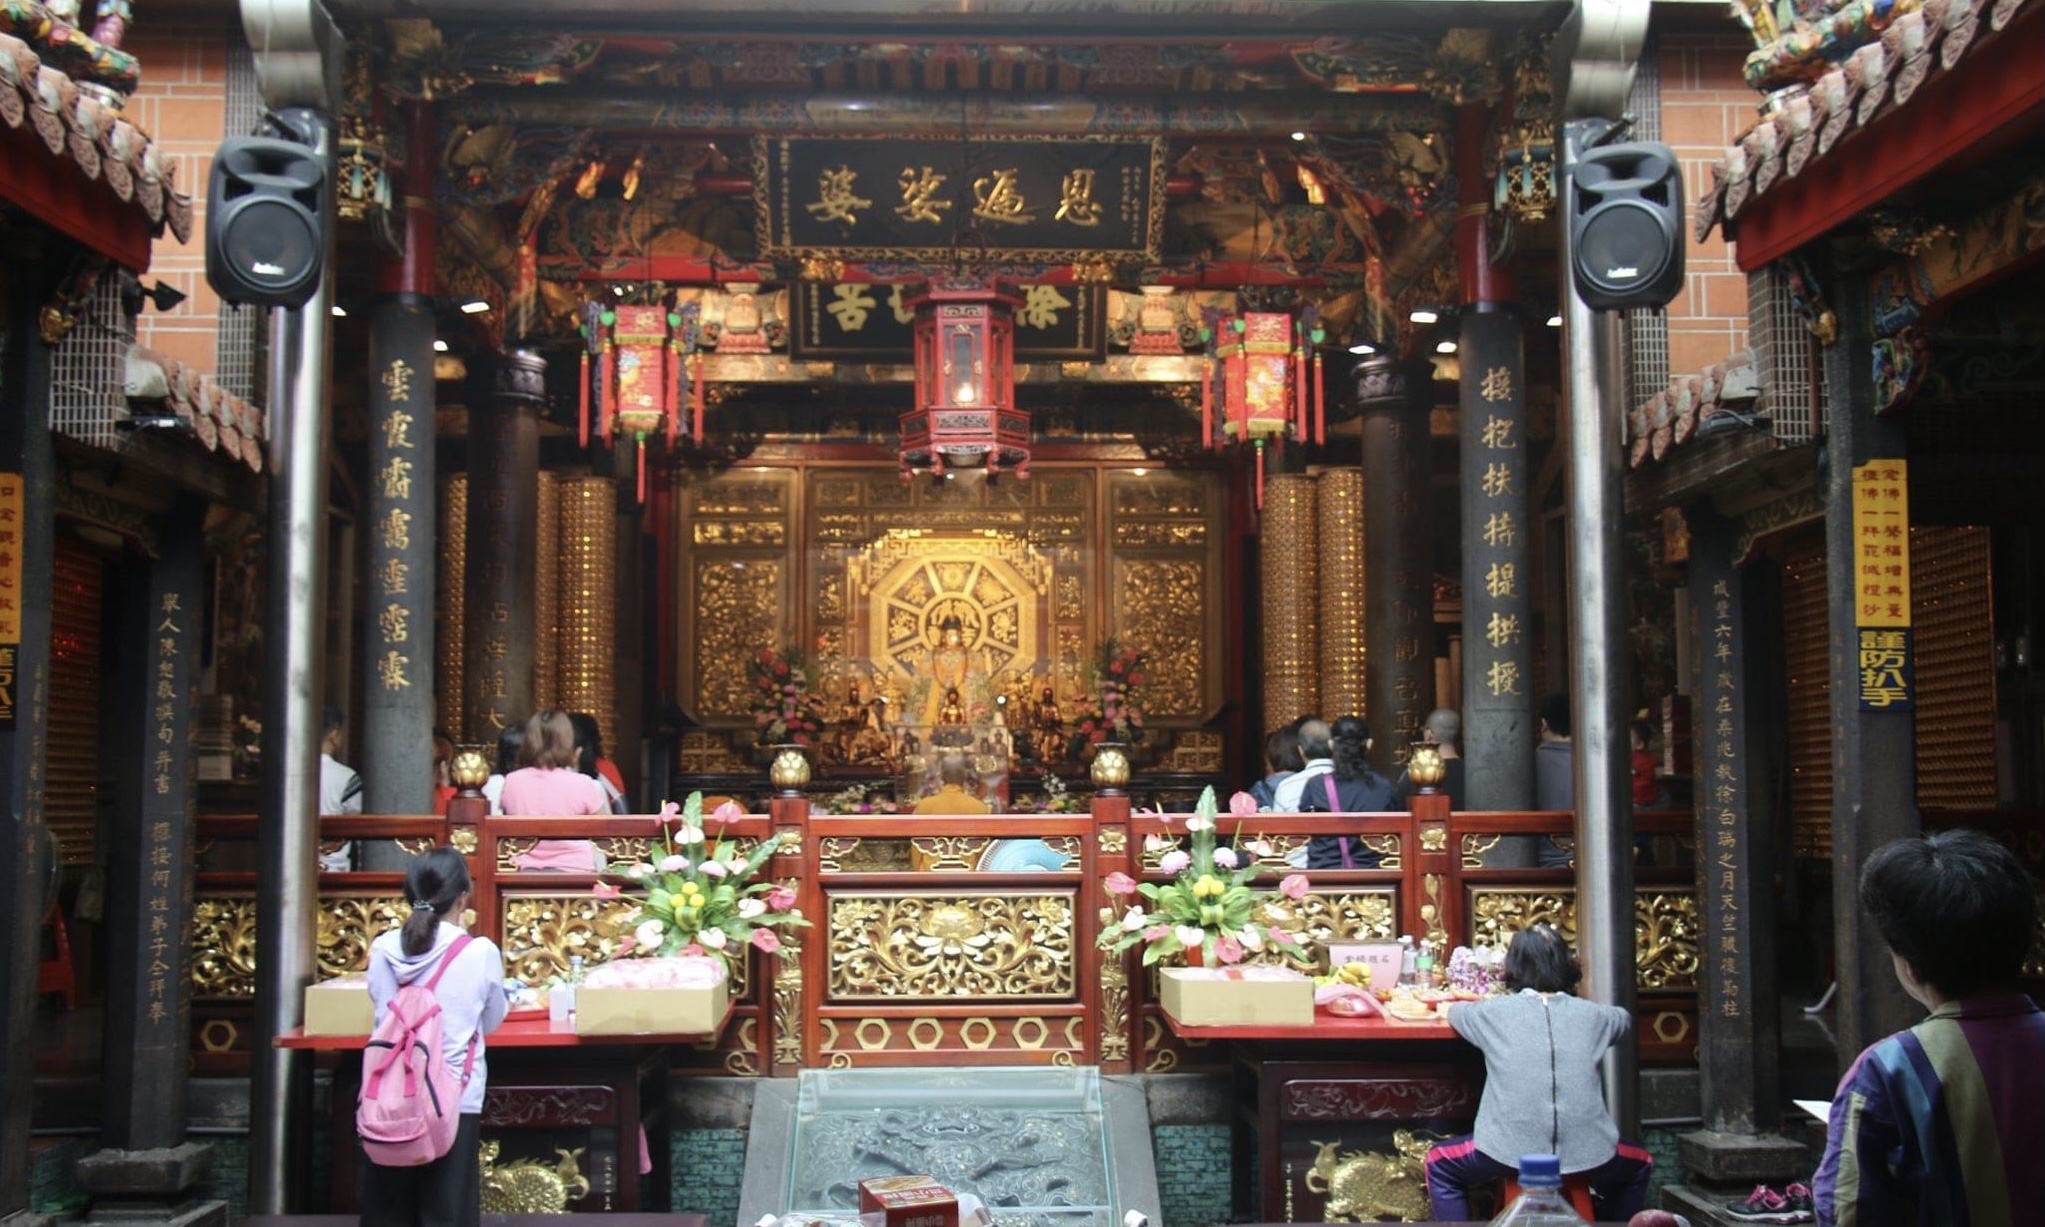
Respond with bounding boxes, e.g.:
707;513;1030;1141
899;278;1031;480
579;299;702;500
1201;305;1325;506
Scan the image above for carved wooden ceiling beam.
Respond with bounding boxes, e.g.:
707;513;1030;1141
444;89;1448;138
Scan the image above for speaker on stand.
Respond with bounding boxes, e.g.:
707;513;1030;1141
205;131;328;309
1567;142;1684;311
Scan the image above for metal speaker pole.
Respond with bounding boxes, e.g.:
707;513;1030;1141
248;106;336;1217
1559;116;1640;1140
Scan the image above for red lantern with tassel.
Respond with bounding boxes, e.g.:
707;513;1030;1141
1202;306;1328;507
579;298;703;502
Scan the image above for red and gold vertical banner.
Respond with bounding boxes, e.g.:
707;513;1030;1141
0;472;22;723
1852;461;1911;710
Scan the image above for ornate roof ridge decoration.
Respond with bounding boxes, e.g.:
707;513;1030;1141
1625;349;1761;471
129;343;270;472
1697;0;2035;242
0;0;139;92
0;28;192;243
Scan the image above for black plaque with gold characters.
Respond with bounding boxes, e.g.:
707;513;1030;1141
754;136;1165;263
791;282;1105;362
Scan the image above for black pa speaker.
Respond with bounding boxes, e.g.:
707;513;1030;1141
206;136;327;309
1567;142;1684;311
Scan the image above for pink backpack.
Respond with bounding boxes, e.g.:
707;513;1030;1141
357;934;476;1167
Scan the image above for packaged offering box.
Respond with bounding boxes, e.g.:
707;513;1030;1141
857;1175;958;1227
1158;965;1315;1027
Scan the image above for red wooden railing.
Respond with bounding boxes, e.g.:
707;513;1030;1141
189;792;1701;1075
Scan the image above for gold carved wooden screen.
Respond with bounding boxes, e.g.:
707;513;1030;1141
678;464;1223;744
681;469;796;721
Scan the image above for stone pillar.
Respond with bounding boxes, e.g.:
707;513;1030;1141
1258;468;1320;727
1674;506;1806;1187
1453;101;1534;812
1822;267;1919;1064
1458;312;1535;812
84;497;225;1226
0;266;59;1227
362;296;437;814
464;351;544;738
437;475;467;739
1316;468;1367;721
1357;358;1433;774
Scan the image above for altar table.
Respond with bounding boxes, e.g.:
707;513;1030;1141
1164;1007;1481;1224
281;1008;732;1214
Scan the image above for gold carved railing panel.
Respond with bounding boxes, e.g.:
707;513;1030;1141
826;891;1076;1001
191;896;259;1000
1467;887;1700;990
498;893;750;997
317;896;408;978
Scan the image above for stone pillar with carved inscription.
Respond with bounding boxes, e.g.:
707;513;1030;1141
1356;358;1434;776
1667;511;1809;1195
363;296;436;815
0;271;60;1227
464;351;544;740
1458;311;1535;820
81;497;227;1227
1821;269;1919;1065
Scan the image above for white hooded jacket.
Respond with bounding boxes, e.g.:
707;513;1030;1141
367;923;508;1115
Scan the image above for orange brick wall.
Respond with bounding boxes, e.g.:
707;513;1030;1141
122;21;236;374
1658;32;1758;378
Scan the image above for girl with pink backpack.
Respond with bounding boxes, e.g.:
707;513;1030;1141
360;847;507;1227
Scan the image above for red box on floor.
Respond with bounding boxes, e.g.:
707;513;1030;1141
857;1176;959;1227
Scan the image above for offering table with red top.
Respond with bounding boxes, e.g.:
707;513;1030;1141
1164;1007;1481;1224
279;1009;733;1214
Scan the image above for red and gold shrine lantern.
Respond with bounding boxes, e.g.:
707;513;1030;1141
1201;306;1325;506
900;279;1030;480
578;299;703;500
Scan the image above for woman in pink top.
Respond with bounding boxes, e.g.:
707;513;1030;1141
499;711;608;871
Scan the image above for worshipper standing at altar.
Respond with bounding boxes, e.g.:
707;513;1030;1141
1249;724;1305;810
501;711;608;871
912;754;991;815
481;725;522;816
1302;717;1394;869
1267;718;1335;812
319;704;364;871
571;712;629;813
1393;709;1466;810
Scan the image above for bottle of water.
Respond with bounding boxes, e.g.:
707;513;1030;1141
1488;1155;1584;1226
1398;935;1417;987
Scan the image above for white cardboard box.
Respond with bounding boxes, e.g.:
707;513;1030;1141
575;981;729;1036
303;975;373;1036
1158;966;1314;1027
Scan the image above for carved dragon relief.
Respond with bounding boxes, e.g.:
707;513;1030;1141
1303;1130;1443;1224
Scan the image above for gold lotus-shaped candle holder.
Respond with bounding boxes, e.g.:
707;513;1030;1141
1406;745;1446;791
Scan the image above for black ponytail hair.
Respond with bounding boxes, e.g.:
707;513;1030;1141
1329;715;1380;785
400;846;471;956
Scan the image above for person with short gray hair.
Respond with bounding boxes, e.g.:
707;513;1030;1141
1268;718;1334;812
1394;708;1465;810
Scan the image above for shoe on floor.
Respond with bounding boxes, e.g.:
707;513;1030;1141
1721;1184;1815;1224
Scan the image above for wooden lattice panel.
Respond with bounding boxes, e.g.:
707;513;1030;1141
1782;538;1832;860
1911;527;1995;809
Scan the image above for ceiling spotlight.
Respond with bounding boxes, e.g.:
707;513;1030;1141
330;305;347;318
432;339;449;353
1132;467;1149;477
1347;342;1376;355
1290;131;1308;142
1409;309;1439;324
1548;315;1564;327
1435;340;1458;354
460;300;491;314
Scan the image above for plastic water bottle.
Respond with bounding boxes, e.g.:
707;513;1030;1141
1488;1155;1584;1226
1398;935;1418;987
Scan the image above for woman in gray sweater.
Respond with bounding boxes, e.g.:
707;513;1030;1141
1422;924;1653;1221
